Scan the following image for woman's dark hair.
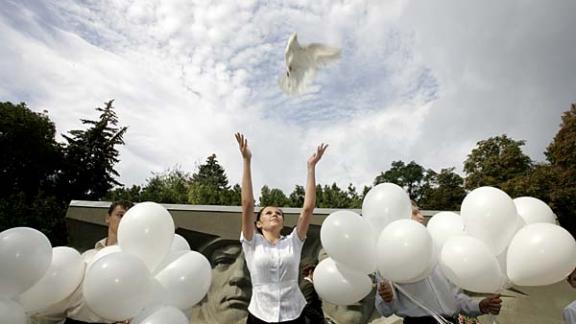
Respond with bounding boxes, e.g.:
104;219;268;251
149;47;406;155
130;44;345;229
108;200;134;215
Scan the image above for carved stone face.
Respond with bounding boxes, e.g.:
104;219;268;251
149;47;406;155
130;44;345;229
193;242;252;324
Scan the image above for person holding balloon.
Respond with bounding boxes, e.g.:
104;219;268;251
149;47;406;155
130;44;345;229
563;267;576;323
30;200;133;324
235;132;327;324
374;201;502;324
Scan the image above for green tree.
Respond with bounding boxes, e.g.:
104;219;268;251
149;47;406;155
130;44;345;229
544;104;576;236
288;185;305;207
227;184;242;206
0;102;66;243
188;154;232;205
106;185;143;202
346;184;363;208
317;183;353;208
259;185;289;206
463;135;532;190
61;100;127;200
374;161;434;200
419;168;466;210
546;104;576;169
0;102;62;199
139;168;191;204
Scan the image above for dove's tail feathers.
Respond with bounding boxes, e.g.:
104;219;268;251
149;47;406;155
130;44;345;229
278;73;299;95
307;43;341;66
278;68;316;96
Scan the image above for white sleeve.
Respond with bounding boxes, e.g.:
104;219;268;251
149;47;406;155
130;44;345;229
564;300;576;324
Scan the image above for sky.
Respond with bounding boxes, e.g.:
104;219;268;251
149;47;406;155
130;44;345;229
1;0;575;195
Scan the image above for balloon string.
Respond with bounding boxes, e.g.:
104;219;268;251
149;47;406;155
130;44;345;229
393;283;451;324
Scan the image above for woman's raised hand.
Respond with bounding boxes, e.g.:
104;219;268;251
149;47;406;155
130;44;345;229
307;143;328;167
235;132;252;160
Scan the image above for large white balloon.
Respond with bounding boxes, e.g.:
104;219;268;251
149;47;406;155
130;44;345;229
313;258;372;306
0;227;52;298
170;234;191;252
0;298;26;324
461;187;519;255
320;210;377;274
376;219;435;283
19;247;84;313
513;197;556;225
507;223;576;286
86;245;122;269
440;236;504;293
427;212;465;255
154;251;212;309
118;202;175;271
132;305;189;324
362;183;412;235
83;252;152;321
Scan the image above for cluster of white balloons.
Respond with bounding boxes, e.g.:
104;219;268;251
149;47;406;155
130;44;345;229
437;187;576;293
83;202;211;323
0;227;84;324
315;183;576;305
0;201;212;324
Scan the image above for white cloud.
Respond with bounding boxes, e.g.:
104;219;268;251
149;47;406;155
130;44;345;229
1;0;574;198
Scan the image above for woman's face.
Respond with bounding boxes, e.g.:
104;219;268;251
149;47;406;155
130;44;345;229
257;207;284;232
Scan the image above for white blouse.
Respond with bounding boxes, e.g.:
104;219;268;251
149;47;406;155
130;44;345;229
241;228;307;322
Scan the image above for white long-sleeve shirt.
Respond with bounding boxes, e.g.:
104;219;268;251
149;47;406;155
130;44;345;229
375;266;482;318
241;228;306;322
564;300;576;323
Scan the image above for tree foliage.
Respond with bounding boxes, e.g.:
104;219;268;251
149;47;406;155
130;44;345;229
374;161;435;201
61;100;127;200
0;102;62;199
419;168;466;210
463;135;532;190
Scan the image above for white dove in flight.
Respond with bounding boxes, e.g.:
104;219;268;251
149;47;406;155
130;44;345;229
278;33;341;95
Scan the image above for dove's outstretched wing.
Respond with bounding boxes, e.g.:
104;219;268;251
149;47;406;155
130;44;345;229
305;43;341;66
278;34;340;95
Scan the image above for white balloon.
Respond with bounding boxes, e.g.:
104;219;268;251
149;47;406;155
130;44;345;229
87;245;122;269
153;250;187;275
19;247;84;313
514;197;556;225
320;210;377;274
440;236;504;293
171;234;191;252
83;252;152;321
313;258;372;306
0;298;26;324
132;305;189;324
118;202;175;271
427;212;465;255
496;216;526;287
507;223;576;286
0;227;52;298
362;183;412;235
154;251;212;309
376;219;435;283
81;249;98;264
461;187;519;255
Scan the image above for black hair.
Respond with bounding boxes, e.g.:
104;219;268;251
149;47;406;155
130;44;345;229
107;200;134;215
